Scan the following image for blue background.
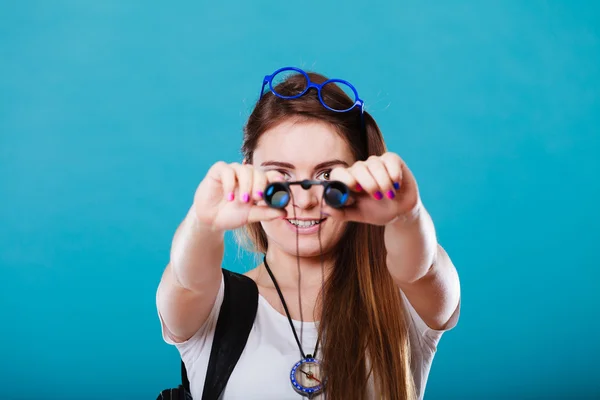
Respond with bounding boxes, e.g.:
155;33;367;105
1;1;599;399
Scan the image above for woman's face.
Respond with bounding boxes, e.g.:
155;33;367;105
252;118;356;258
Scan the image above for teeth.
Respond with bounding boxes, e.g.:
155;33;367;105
288;219;321;227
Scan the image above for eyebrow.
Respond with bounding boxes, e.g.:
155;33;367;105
260;159;349;170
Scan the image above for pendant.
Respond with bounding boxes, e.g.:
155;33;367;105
290;356;324;398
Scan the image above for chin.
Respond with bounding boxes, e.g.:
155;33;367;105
283;242;333;258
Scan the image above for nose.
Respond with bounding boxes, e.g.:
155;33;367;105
289;184;319;211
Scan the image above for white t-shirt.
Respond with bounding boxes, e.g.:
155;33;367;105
160;273;459;399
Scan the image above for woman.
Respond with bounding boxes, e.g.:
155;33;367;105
156;67;461;400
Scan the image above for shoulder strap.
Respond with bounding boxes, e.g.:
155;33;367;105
180;268;258;400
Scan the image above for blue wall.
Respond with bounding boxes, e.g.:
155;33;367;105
1;1;599;398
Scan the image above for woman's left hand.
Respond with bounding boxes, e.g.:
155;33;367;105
328;152;422;226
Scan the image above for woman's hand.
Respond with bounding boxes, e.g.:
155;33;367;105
193;161;286;231
328;152;422;226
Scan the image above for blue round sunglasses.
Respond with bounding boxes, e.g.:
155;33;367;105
260;66;365;114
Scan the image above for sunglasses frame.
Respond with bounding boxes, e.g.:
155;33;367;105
260;66;364;114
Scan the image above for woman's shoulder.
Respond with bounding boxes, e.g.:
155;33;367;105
242;266;260;282
399;287;460;353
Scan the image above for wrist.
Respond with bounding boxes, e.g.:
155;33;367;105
388;200;423;227
190;204;226;236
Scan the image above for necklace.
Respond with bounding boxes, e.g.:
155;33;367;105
263;255;324;398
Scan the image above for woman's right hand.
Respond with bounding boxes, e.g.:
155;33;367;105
193;161;286;231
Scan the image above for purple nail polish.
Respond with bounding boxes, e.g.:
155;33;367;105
227;192;235;201
393;182;400;190
256;190;264;199
374;191;383;200
386;190;395;199
242;193;250;203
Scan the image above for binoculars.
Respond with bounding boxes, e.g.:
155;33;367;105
264;180;350;209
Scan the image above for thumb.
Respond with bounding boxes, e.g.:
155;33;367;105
247;206;286;224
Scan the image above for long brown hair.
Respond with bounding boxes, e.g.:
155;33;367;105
238;71;416;400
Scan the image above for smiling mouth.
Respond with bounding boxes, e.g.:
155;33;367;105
286;219;326;228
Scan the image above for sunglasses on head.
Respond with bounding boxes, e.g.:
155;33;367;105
260;67;364;114
264;180;351;209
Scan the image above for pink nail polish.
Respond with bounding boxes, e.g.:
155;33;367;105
355;183;362;191
227;192;235;201
374;191;383;200
386;190;395;199
256;190;264;199
242;193;250;203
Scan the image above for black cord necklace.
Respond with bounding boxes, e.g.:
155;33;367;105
263;255;324;398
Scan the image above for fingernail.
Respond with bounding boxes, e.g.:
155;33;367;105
227;192;235;201
355;183;362;191
393;182;400;190
374;191;383;200
242;193;250;203
386;190;395;199
256;190;264;199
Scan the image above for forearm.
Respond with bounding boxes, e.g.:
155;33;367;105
169;205;225;292
384;202;439;283
156;206;225;342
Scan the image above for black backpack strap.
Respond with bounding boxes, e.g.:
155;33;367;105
181;359;190;393
156;386;192;400
179;268;258;400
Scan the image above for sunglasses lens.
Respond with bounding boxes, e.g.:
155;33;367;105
265;182;290;209
271;69;308;98
321;81;358;112
324;181;349;208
